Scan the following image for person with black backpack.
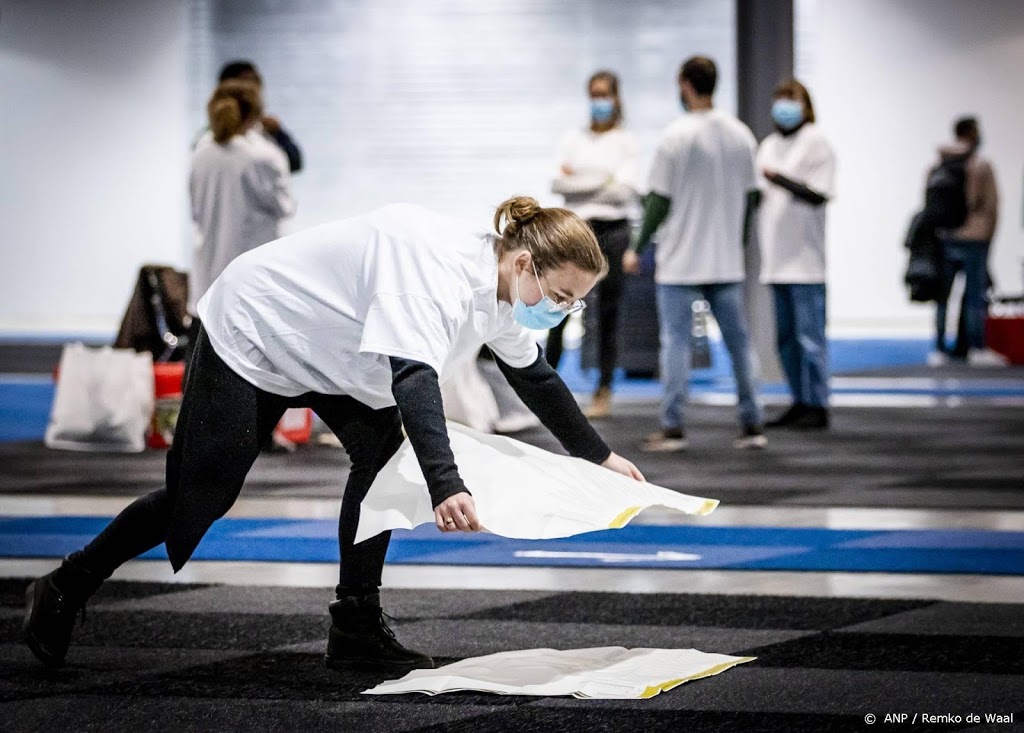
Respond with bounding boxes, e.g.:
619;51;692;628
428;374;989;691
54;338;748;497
925;116;1005;367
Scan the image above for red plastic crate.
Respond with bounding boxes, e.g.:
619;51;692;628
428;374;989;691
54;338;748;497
147;362;312;448
986;315;1024;365
149;362;186;449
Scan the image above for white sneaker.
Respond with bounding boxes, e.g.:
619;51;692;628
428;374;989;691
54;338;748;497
493;412;541;434
640;429;688;453
926;351;950;367
967;349;1009;367
733;425;768;450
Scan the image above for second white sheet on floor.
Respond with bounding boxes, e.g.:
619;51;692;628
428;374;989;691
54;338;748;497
363;647;755;699
355;422;718;543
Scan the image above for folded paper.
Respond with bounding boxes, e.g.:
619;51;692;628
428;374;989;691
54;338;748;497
364;647;755;699
356;422;718;543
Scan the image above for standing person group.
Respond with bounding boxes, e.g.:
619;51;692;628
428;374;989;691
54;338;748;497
549;70;640;419
616;58;838;446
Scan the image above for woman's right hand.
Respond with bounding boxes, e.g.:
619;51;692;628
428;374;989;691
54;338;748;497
602;452;645;482
622;249;640;275
434;492;482;532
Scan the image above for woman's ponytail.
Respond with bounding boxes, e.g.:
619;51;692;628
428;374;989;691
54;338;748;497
207;80;263;144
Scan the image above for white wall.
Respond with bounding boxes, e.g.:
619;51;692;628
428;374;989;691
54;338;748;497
9;0;1020;339
0;0;189;336
796;0;1024;335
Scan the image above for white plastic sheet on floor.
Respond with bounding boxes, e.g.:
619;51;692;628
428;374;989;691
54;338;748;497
363;647;755;699
355;422;718;543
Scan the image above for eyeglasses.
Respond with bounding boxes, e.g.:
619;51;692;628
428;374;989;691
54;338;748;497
534;266;587;315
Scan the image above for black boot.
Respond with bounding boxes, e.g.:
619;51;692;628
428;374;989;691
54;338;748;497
791;406;830;430
766;403;807;428
23;557;102;668
324;593;433;672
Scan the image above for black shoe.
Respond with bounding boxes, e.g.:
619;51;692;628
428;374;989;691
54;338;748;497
766;403;807;428
324;593;434;672
790;406;829;430
23;561;100;668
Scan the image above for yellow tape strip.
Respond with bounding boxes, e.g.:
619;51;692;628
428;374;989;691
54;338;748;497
608;506;643;528
698;499;720;515
638;657;757;699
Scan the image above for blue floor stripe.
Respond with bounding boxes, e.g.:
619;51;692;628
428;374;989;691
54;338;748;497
0;381;56;442
3;516;1022;575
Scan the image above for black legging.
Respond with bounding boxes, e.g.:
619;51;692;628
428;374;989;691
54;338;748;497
69;327;403;596
545;218;630;389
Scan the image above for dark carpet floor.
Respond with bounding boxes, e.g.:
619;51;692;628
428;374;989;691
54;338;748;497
844;364;1024;380
2;404;1023;509
2;579;1023;732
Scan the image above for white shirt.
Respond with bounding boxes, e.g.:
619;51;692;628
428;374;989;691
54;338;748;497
647;109;757;284
552;127;640;222
189;126;295;312
197;204;538;408
756;123;836;284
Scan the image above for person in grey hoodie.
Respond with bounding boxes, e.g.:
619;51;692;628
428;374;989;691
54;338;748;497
930;116;1004;367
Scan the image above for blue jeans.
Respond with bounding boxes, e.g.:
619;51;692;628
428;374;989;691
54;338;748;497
772;283;829;408
935;237;990;352
656;283;763;429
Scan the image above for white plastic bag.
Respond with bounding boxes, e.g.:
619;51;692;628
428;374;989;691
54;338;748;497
45;343;154;453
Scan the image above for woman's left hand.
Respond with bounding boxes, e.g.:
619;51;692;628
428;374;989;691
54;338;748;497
602;452;645;482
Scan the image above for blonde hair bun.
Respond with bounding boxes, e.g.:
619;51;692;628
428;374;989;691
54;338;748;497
492;196;607;278
493;196;542;236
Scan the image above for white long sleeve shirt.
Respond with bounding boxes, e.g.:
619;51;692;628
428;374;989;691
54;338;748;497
756;123;836;284
551;127;640;222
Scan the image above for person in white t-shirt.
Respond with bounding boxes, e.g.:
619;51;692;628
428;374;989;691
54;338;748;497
549;70;640;418
757;79;836;430
622;56;765;451
23;197;645;676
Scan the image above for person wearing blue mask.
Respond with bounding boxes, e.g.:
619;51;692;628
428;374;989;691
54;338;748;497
23;195;644;676
756;79;836;429
550;70;640;418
